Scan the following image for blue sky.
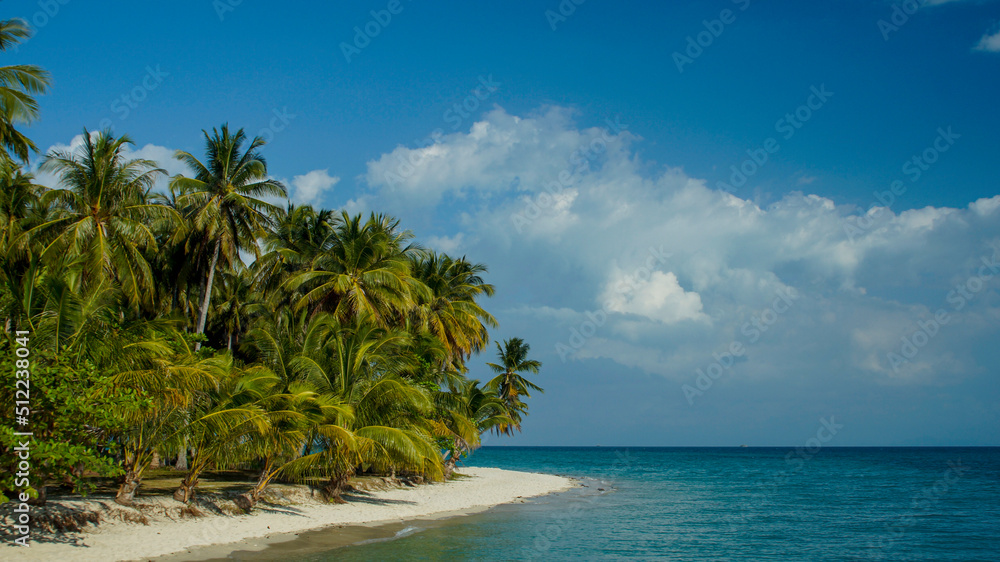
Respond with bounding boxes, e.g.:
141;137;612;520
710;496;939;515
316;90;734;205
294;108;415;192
11;0;1000;445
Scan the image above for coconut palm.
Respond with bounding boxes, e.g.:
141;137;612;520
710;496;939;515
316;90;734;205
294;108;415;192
172;359;273;503
256;205;336;278
0;19;51;162
486;337;543;435
0;67;533;508
0;157;43;249
434;378;511;476
250;204;336;314
212;267;260;351
305;315;442;500
0;159;45;328
410;253;497;369
172;124;286;348
285;212;428;326
94;323;221;505
232;379;353;512
34;130;172;308
146;185;201;320
245;310;442;502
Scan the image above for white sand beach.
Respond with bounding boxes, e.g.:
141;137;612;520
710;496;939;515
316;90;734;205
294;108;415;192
1;468;572;562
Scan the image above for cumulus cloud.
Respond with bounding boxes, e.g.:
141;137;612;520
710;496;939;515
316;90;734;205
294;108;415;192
425;233;465;254
601;270;709;325
974;28;1000;52
362;107;1000;386
290;169;340;204
365;106;632;208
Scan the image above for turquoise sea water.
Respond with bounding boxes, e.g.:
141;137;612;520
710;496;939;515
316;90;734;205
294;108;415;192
226;447;1000;561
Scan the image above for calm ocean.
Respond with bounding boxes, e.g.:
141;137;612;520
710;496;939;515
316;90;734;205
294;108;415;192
218;447;1000;561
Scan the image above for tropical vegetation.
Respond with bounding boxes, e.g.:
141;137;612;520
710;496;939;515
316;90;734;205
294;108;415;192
0;19;543;511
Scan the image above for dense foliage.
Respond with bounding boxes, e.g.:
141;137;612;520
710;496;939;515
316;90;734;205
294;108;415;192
0;19;542;510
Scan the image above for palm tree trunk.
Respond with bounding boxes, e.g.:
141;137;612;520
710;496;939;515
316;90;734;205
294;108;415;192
172;282;181;319
443;451;459;479
115;470;142;505
174;455;209;502
321;469;354;504
173;473;199;503
234;460;273;513
175;440;188;471
194;239;221;351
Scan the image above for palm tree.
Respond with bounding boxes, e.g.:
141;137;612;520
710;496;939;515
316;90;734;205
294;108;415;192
244;310;442;502
172;124;286;349
212;267;260;351
434;378;511;477
410;253;497;370
255;204;337;283
306;314;442;500
0;157;43;247
285;212;427;326
90;321;220;505
147;185;201;321
0;159;45;328
232;380;352;512
173;358;272;503
34;130;172;308
486;337;543;435
0;57;533;506
0;19;51;162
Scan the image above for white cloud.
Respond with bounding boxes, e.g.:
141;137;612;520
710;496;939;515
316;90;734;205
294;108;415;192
975;28;1000;52
425;233;465;254
360;107;1000;385
290;169;340;205
365;106;633;208
601;270;709;325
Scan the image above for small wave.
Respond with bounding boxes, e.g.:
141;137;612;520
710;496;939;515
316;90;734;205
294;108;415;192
395;526;421;538
353;525;424;546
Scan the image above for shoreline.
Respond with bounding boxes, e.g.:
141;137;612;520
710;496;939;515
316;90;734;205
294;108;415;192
1;467;573;562
156;503;527;561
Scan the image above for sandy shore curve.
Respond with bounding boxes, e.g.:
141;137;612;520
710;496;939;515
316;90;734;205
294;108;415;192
1;467;572;561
